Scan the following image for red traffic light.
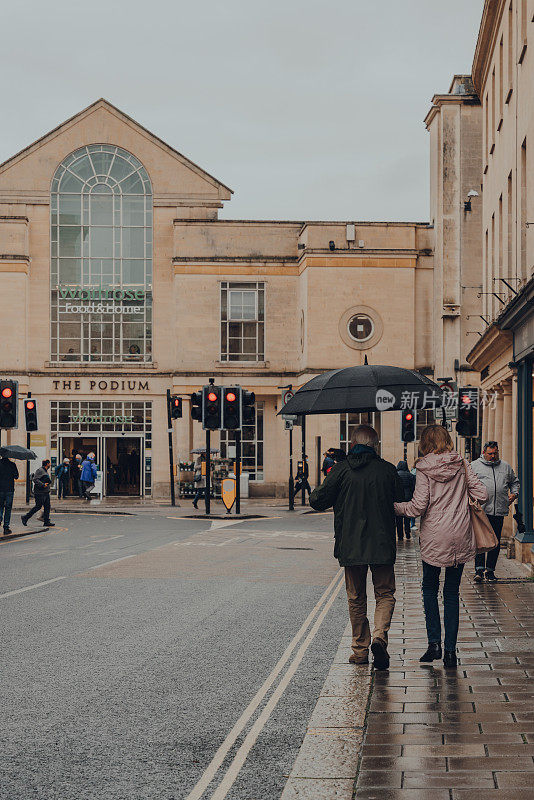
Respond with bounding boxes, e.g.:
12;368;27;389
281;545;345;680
173;399;179;406
461;395;471;405
1;387;12;398
226;392;236;402
26;400;35;410
207;392;217;402
405;413;413;421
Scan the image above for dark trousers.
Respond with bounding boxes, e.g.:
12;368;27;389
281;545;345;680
294;479;311;499
395;515;411;539
24;493;51;525
193;487;204;505
475;514;504;573
422;560;464;651
58;477;69;499
81;480;94;500
0;490;14;529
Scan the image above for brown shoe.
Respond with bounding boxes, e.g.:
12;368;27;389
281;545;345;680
349;653;369;665
371;638;390;670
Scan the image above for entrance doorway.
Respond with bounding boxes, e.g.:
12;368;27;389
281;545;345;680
104;437;142;496
59;436;99;497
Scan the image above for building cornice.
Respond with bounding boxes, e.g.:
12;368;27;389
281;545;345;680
499;275;534;329
424;93;480;129
472;0;506;96
467;322;513;370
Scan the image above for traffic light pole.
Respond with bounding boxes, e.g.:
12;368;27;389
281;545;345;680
288;426;294;511
26;391;31;505
205;429;211;515
301;414;306;506
166;388;176;507
235;429;241;515
403;442;407;462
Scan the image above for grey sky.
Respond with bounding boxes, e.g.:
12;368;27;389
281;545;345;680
1;0;483;222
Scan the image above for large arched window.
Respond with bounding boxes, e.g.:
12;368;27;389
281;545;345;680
50;145;153;363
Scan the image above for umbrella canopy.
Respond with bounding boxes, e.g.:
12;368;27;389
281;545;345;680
0;445;37;460
191;447;220;455
279;365;444;416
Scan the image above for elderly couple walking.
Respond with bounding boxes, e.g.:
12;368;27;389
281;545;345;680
310;423;493;670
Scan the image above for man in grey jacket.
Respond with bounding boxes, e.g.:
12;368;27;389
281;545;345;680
470;441;520;582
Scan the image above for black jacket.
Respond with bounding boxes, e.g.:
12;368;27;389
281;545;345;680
396;461;416;502
33;467;51;494
0;458;19;492
310;447;404;566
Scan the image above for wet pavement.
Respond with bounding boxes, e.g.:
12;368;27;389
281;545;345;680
355;540;534;799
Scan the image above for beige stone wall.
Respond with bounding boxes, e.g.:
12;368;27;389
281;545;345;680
0;99;436;501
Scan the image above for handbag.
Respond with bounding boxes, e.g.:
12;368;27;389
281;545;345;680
462;462;499;553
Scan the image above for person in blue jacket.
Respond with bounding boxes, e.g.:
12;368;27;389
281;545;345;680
80;453;97;501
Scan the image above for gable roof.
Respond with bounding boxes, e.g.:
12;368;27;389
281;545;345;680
0;98;233;197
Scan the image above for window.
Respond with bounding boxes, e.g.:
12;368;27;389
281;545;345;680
220;401;264;480
347;313;374;342
340;412;381;455
416;409;435;441
221;282;264;361
50;145;153;363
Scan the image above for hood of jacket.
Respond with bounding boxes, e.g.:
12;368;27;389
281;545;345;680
346;447;378;471
396;460;409;471
479;457;501;467
415;451;464;483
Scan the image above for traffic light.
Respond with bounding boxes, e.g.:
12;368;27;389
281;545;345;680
242;390;256;424
456;387;479;437
169;395;182;420
223;387;240;430
191;391;202;422
24;398;38;431
0;380;18;429
203;385;222;430
401;409;416;442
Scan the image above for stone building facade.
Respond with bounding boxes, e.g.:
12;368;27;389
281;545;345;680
429;0;534;559
0;99;434;501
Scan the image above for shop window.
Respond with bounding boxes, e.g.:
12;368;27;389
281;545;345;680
220;402;264;481
50;145;153;363
220;282;265;362
340;412;381;455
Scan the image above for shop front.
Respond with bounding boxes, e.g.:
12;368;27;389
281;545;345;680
500;276;534;557
50;399;152;497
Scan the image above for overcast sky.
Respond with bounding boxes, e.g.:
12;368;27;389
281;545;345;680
1;0;483;222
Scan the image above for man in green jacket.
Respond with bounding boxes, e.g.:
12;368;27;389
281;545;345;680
310;424;404;670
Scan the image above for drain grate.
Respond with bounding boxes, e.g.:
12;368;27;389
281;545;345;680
276;546;313;551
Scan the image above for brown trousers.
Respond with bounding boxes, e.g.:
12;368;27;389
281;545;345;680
345;564;396;658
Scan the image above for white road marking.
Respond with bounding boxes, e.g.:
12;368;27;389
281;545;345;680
184;568;344;800
209;519;247;530
90;535;124;543
210;573;346;800
0;576;66;599
86;554;137;570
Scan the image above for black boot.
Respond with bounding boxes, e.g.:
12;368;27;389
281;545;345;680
473;570;484;583
420;642;442;662
443;650;457;668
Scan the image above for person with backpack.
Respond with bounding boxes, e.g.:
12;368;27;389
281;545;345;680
22;459;55;528
55;458;70;499
80;453;97;501
395;461;416;540
394;425;487;668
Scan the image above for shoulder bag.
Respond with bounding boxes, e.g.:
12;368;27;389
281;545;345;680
463;461;499;553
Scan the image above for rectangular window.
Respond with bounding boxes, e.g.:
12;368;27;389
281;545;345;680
499;36;504;122
219;401;264;481
485;93;489;161
220;282;265;362
484;228;489;319
416;409;435;441
507;2;514;100
520;0;528;61
507;171;513;280
499;194;503;282
340;412;381;456
491;68;496;151
521;138;527;278
491;213;496;316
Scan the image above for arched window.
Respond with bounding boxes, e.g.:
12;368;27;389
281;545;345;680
50;145;153;363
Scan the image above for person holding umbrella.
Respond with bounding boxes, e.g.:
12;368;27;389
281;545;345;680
310;424;404;670
0;454;19;535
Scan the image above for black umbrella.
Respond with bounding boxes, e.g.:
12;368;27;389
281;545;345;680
0;445;37;460
278;365;444;416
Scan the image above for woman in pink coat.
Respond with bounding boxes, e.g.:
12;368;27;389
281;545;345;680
395;425;488;668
